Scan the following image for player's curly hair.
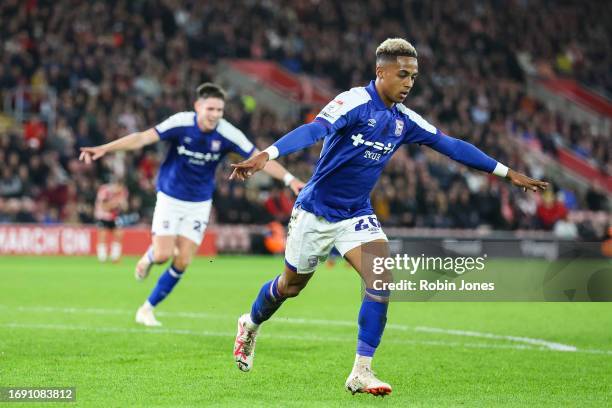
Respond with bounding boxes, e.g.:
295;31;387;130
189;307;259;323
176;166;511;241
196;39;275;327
376;38;417;63
196;83;227;100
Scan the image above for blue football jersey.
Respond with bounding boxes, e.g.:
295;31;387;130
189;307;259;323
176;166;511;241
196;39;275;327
296;80;442;221
154;112;255;202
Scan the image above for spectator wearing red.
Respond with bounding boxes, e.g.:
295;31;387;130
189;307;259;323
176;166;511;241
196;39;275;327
138;151;158;180
23;114;47;149
264;185;294;223
536;190;568;230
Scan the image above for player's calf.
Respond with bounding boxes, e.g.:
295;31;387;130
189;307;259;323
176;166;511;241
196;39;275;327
171;251;193;272
97;243;108;262
234;269;311;371
135;263;185;326
110;242;122;262
135;246;170;280
234;275;286;372
346;288;391;396
249;275;286;326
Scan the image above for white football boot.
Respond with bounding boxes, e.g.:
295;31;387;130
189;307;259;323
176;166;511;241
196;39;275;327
135;303;162;327
233;314;258;372
345;364;392;396
134;250;154;281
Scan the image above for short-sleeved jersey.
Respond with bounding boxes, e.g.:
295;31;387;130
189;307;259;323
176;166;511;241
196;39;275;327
154;112;255;202
296;80;441;222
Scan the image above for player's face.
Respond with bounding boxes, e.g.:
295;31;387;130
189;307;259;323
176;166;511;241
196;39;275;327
378;56;418;104
194;97;225;131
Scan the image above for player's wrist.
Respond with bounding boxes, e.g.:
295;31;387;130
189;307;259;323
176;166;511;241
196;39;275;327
263;146;279;161
283;172;296;187
492;162;509;178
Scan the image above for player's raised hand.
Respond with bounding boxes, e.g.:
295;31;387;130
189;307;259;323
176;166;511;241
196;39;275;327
79;145;107;164
288;178;305;195
230;151;269;181
506;169;549;192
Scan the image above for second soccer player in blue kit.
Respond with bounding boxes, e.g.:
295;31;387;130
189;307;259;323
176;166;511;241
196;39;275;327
80;83;303;327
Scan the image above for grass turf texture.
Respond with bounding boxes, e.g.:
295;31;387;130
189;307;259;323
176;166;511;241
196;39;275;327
0;255;610;407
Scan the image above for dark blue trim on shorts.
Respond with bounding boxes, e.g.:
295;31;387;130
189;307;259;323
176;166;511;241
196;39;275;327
284;259;297;272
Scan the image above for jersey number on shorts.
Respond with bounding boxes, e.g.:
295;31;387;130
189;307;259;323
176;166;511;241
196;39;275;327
354;216;380;231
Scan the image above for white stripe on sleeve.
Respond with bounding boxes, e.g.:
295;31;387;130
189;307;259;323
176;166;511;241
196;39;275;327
315;87;371;125
155;112;195;133
217;119;254;153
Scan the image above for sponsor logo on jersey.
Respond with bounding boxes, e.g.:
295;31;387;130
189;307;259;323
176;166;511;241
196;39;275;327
350;134;394;154
177;145;221;164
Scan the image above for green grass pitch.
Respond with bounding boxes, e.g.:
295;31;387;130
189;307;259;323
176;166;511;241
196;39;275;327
0;255;610;407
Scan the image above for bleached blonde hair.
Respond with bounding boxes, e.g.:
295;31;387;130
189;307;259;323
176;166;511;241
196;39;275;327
376;38;417;63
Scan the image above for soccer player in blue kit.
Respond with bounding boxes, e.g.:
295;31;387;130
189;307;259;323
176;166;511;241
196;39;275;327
230;39;548;396
80;83;303;327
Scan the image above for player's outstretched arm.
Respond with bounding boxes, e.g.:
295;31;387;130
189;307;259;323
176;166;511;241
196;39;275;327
230;121;328;182
426;132;548;192
230;152;305;195
79;128;159;164
228;150;305;194
425;131;548;191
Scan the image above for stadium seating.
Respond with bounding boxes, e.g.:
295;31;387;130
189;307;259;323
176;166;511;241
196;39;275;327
0;1;609;238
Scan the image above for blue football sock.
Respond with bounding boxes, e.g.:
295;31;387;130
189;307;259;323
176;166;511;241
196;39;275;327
147;265;184;306
356;288;390;357
250;276;285;325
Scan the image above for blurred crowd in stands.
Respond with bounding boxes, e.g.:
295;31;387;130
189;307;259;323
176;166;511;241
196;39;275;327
0;0;609;239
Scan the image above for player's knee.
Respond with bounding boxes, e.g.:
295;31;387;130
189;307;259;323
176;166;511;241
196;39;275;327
281;284;302;298
364;288;391;304
172;254;192;271
278;279;308;298
278;266;312;298
365;269;393;290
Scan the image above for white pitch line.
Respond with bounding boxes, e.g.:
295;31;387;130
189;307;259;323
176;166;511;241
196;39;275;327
4;322;612;355
0;322;553;353
12;305;223;320
0;304;585;353
414;326;577;352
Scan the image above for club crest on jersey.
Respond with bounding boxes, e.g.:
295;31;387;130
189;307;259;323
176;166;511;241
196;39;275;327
210;140;221;152
394;119;404;136
184;137;192;144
